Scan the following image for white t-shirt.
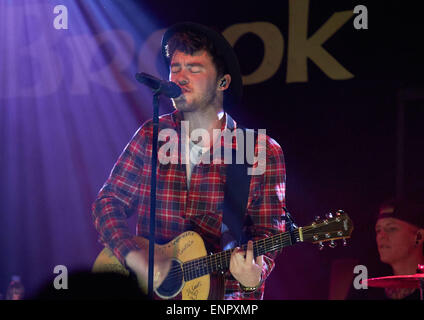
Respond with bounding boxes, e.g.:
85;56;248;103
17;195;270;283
185;136;237;250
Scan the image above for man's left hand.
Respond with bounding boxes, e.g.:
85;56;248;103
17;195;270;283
229;240;263;287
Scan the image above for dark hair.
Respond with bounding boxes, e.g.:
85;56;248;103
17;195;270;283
164;30;227;79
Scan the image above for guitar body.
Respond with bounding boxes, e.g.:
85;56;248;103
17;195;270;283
92;211;353;300
92;231;224;300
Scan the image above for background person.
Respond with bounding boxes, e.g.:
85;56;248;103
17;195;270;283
348;198;424;300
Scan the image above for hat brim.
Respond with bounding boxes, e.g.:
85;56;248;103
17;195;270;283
377;200;424;229
161;22;243;111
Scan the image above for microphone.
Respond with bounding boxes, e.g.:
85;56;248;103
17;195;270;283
135;72;181;98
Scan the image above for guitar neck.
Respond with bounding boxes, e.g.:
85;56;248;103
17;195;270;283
182;228;302;282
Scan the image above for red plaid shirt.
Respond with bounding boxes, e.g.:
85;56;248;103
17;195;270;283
92;110;286;300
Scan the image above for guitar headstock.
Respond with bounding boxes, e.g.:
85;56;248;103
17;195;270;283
301;210;353;249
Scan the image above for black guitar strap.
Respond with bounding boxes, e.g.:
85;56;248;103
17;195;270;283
222;127;257;248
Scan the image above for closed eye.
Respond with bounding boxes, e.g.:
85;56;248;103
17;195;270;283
189;65;202;73
171;66;181;73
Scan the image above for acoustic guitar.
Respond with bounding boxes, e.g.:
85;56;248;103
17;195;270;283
92;210;353;299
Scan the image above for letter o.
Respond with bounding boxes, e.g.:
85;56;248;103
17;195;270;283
222;22;284;85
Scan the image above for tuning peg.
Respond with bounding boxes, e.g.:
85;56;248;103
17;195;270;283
336;210;345;216
342;238;348;246
318;241;324;251
314;216;321;222
326;212;333;219
329;240;336;248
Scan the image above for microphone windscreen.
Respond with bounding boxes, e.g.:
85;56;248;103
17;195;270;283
135;72;181;98
164;81;182;98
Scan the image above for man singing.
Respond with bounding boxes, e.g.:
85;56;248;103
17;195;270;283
92;22;287;300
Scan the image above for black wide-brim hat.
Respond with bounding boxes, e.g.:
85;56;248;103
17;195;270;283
161;22;243;112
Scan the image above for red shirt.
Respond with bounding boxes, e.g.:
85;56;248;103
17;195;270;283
92;111;286;299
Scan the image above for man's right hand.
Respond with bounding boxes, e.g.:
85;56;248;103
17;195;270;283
125;250;171;293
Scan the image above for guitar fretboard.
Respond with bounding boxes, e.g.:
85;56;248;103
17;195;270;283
182;228;301;281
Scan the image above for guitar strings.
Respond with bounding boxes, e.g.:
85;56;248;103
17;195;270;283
161;234;293;284
165;227;315;282
159;221;346;283
160;231;296;283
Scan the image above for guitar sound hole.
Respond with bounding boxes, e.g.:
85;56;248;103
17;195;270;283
155;259;183;299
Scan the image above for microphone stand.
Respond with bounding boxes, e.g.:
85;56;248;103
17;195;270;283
135;72;180;299
147;90;160;299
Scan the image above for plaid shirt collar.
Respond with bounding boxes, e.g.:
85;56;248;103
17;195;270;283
171;109;237;131
169;110;240;165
